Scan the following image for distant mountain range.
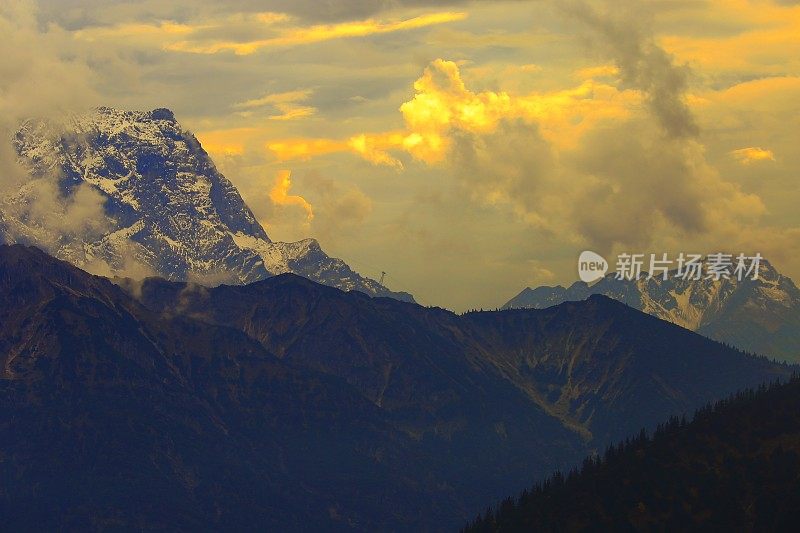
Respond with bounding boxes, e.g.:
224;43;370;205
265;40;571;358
504;260;800;363
466;376;800;532
1;244;791;530
3;107;412;301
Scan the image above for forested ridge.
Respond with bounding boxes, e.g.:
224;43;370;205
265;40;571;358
465;375;800;532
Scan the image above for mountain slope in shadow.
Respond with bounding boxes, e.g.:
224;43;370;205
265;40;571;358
465;376;800;532
131;273;792;446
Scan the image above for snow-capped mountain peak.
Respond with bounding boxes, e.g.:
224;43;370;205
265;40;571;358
503;258;800;362
3;107;413;301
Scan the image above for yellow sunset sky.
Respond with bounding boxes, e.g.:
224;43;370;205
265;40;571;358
5;0;800;310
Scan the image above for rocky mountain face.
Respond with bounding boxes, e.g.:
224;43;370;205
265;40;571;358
504;260;800;363
4;107;412;301
0;245;792;530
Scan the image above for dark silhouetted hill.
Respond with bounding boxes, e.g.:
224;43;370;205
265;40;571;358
465;376;800;532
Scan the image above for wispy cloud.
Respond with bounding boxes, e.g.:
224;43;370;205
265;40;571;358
74;21;197;41
234;89;315;120
72;10;467;55
169;12;468;55
75;11;467;55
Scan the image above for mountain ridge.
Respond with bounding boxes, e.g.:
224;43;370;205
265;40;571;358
127;257;792;447
503;259;800;362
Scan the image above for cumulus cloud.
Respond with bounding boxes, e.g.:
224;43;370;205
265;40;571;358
566;119;766;251
268;58;637;163
448;119;559;230
274;45;769;255
397;58;638;157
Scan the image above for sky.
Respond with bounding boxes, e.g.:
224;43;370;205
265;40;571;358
3;0;800;311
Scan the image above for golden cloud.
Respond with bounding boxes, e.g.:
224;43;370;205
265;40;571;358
166;12;468;55
195;127;261;157
730;147;776;165
399;59;639;159
73;10;466;55
269;170;313;221
267;138;346;161
266;59;639;165
347;132;406;168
